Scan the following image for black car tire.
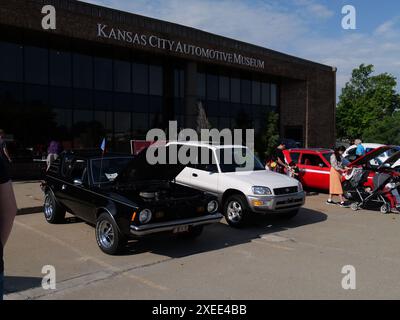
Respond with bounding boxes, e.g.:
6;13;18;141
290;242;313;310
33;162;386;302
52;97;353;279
44;191;66;224
223;194;249;228
280;209;299;219
178;226;204;239
95;213;127;255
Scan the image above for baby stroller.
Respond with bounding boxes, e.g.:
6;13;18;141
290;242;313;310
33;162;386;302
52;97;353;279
346;169;396;213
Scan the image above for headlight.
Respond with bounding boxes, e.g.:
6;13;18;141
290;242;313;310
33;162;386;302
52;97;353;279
252;186;272;195
207;200;219;213
138;209;152;224
298;182;303;192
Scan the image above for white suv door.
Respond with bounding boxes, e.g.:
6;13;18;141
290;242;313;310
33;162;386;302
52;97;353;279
189;147;219;194
174;146;219;194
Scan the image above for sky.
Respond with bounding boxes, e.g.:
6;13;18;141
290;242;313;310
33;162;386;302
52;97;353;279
82;0;400;97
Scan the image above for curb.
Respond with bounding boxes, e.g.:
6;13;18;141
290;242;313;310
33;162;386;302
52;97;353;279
17;206;42;215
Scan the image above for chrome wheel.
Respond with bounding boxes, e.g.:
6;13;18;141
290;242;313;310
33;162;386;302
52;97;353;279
44;195;54;220
227;201;243;222
381;204;390;214
97;220;115;249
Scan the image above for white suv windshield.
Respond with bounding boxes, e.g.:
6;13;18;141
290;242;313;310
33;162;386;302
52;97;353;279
216;147;265;173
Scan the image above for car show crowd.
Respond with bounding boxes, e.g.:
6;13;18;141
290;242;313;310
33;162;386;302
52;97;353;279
267;139;400;214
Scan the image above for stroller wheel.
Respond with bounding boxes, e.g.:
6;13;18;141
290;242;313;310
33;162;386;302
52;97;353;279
380;204;390;214
350;202;359;211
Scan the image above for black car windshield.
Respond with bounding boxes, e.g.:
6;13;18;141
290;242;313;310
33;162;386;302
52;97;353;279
91;157;133;184
216;147;265;173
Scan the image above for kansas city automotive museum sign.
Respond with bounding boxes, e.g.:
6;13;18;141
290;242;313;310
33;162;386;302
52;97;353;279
97;24;265;70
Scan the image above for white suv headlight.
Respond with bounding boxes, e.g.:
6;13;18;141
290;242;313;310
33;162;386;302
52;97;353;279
252;186;272;195
298;182;303;192
138;209;152;224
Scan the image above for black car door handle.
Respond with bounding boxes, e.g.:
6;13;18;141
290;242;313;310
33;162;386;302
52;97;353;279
192;173;198;177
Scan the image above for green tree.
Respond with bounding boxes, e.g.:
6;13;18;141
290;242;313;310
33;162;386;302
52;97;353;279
337;64;400;142
363;111;400;145
255;111;279;163
196;101;211;135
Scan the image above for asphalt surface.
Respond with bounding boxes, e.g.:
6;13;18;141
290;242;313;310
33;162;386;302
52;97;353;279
4;194;400;300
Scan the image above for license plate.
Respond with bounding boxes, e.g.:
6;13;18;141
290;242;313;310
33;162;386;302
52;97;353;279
173;225;189;233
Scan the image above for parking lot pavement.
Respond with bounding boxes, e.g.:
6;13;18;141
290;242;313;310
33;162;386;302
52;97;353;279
4;193;400;300
13;181;43;214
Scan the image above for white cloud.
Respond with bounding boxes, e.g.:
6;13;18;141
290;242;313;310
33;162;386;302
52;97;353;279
84;0;400;96
86;0;306;51
293;0;334;19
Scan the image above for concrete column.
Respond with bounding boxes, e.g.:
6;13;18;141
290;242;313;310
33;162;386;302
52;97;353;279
184;61;198;129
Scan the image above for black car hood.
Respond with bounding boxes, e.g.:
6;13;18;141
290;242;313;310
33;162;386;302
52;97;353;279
350;146;396;167
115;146;186;184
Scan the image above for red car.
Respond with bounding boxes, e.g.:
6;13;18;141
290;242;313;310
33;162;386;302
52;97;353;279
283;146;399;191
283;148;333;190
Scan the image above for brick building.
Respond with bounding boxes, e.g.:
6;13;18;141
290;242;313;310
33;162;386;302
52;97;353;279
0;0;336;154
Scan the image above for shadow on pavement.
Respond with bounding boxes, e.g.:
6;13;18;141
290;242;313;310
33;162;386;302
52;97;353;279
123;207;327;258
4;276;42;294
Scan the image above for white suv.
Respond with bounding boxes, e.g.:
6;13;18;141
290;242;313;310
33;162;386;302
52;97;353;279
167;142;305;227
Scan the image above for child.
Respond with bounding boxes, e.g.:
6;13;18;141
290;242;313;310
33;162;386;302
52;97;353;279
287;161;300;179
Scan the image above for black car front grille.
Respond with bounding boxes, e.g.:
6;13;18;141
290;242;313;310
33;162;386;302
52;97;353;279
274;186;298;195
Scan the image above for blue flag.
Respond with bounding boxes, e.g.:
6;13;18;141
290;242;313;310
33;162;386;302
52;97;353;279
100;138;106;153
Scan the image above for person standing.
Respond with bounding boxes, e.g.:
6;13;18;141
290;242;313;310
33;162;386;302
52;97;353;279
270;141;288;174
46;140;60;171
0;129;12;165
327;146;349;207
355;139;366;158
0;156;17;300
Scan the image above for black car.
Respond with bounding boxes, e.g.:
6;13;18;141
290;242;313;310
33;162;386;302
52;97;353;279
42;149;222;255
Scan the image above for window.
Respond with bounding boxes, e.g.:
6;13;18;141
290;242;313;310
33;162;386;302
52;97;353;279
149;65;163;96
114;93;132;111
174;69;184;98
132;63;148;94
197;147;218;172
91;158;132;184
0;41;23;82
300;154;327;167
230;78;240;103
50;50;71;87
94;111;113;131
252;81;261;105
206;74;218;101
114;112;131;133
261;82;270;106
241;79;251;104
74;110;93;124
219;76;230;101
114;60;131;92
94;91;112;111
25;46;48;85
54;108;72;129
271;83;278;106
73;89;92;110
25;85;48;107
197;73;206;98
73;54;93;89
132;113;149;134
219;117;231;130
94;57;112;91
70;159;87;182
289;152;301;164
49;87;72;109
0;82;23;105
150;96;163;113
